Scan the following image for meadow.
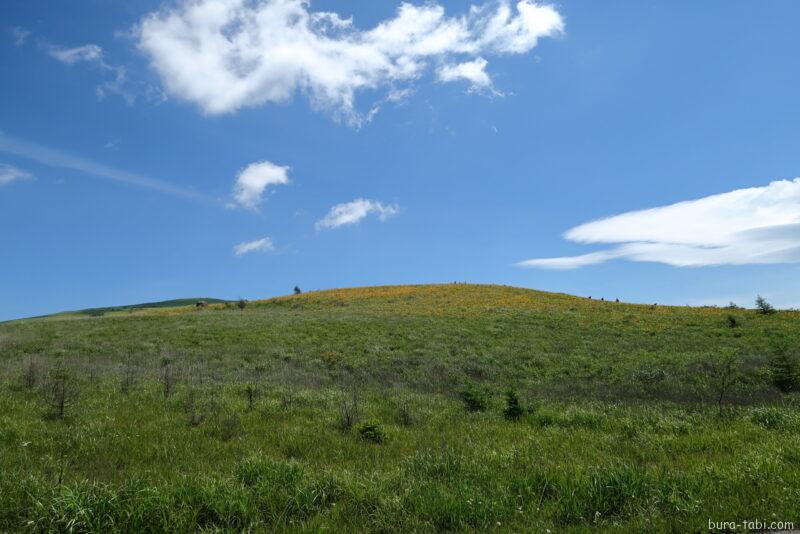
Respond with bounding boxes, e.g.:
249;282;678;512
0;284;798;532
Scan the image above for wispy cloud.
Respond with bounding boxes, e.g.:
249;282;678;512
0;164;34;186
234;237;275;256
231;161;290;211
0;132;207;202
518;178;800;269
316;199;399;230
47;44;104;65
137;0;563;125
9;27;30;46
45;42;162;105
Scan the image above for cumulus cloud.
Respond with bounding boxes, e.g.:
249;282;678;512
518;178;800;269
233;237;275;255
47;44;104;65
437;57;495;93
0;164;34;186
136;0;563;124
316;198;399;230
232;161;290;211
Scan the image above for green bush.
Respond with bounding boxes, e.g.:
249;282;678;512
503;390;524;420
749;407;797;431
770;352;799;393
459;384;489;412
358;421;386;444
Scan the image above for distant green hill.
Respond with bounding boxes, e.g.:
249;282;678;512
68;298;229;317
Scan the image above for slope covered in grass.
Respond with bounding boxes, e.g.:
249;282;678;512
5;284;796;402
0;284;798;532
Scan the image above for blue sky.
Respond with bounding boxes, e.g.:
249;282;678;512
2;0;800;321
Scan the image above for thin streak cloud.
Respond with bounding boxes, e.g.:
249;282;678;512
0;132;209;203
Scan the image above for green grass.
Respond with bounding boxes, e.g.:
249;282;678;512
0;284;798;532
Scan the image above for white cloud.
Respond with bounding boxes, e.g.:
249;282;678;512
316;198;399;230
45;42;161;105
48;44;104;65
518;178;800;269
234;237;275;256
232;161;290;211
437;57;496;93
10;27;30;46
0;132;207;201
136;0;563;124
0;164;33;186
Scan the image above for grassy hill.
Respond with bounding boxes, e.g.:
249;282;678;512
1;284;799;532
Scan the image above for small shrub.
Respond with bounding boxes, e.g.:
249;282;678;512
185;388;207;427
160;357;177;399
244;384;258;411
631;367;667;385
187;408;206;427
358;421;385;444
320;351;343;369
503;390;524;421
396;397;414;427
119;354;137;395
459;384;489;412
755;295;776;315
749;407;796;431
218;413;241;441
21;356;42;390
293;286;302;295
337;385;361;432
726;315;739;328
237;299;248;311
43;364;78;420
770;351;799;393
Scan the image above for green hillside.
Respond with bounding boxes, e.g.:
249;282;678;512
1;285;798;532
59;297;229;318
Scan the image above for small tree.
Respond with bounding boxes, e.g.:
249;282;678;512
755;295;776;315
503;390;524;421
294;286;302;295
43;364;78;420
237;299;248;311
702;352;743;415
